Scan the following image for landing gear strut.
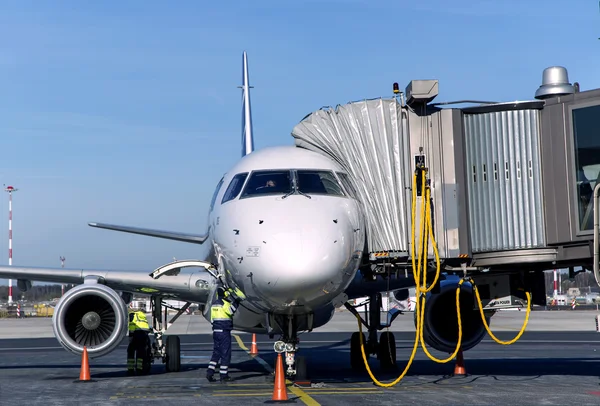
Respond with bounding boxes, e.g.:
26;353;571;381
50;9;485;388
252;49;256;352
149;295;191;372
345;293;399;371
271;314;309;381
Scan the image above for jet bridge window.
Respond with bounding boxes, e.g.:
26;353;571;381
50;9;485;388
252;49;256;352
572;104;600;231
297;170;345;196
222;172;249;204
241;170;292;198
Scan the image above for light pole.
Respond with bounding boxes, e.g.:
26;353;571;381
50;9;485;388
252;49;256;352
4;185;18;304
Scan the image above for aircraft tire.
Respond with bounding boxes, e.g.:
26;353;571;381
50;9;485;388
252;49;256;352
350;332;367;370
165;335;181;372
378;331;396;370
295;355;307;381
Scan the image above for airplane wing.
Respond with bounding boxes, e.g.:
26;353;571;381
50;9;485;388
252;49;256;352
88;222;208;244
0;261;218;359
0;262;216;303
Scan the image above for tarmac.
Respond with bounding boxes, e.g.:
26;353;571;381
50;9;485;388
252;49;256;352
1;310;600;405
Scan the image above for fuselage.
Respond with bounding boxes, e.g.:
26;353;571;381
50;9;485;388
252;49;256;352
204;145;365;319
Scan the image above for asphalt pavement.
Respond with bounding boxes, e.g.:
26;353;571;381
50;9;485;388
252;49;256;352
1;328;600;405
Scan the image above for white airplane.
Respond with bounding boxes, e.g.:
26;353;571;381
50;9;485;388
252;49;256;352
0;52;485;377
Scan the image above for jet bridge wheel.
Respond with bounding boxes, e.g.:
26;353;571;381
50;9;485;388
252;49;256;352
165;335;181;372
377;331;396;370
350;332;368;370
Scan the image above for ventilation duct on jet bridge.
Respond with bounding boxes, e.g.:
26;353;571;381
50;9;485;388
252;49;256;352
534;66;575;100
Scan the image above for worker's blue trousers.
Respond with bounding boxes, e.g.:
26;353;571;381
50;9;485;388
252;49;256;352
207;330;232;377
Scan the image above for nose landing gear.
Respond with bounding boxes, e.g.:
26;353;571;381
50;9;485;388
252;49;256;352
270;314;311;382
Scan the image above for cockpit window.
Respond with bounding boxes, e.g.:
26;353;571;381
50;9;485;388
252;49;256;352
241;170;292;198
209;177;224;211
297;170;345;196
222;172;249;204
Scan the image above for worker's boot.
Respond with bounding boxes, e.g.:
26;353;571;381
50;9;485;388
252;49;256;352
220;375;233;383
206;373;217;383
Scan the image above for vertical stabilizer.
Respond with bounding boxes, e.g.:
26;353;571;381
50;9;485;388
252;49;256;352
241;51;254;157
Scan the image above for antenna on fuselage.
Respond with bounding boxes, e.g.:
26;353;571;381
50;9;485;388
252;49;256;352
239;51;254;157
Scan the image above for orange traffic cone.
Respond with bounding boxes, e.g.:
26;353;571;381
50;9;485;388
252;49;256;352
250;334;258;355
75;346;92;382
271;353;288;401
453;349;467;376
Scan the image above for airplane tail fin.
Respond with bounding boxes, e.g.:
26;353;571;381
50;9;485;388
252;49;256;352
241;51;254;157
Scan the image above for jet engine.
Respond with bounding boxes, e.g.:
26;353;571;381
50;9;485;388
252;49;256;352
52;283;129;358
418;279;489;353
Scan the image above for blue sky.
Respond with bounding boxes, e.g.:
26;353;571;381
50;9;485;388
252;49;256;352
0;0;598;280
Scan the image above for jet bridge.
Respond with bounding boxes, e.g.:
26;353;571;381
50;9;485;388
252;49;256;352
291;66;600;294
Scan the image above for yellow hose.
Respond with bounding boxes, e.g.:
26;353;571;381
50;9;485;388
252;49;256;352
355;168;531;386
473;284;531;345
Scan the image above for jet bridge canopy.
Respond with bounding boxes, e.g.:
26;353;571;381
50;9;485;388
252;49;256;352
292;98;411;256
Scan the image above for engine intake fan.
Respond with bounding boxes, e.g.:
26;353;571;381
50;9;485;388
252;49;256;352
52;283;128;358
416;279;490;353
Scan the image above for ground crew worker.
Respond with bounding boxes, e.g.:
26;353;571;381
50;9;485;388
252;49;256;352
127;309;151;375
206;285;246;382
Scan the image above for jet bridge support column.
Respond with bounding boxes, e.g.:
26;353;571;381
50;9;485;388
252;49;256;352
593;183;600;288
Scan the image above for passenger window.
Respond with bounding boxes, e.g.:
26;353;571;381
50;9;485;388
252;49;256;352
241;170;292;198
297;170;345;196
209;177;224;211
222;173;249;204
336;172;359;199
572;104;600;231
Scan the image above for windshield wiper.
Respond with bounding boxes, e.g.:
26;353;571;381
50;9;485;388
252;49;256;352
281;190;311;199
297;190;312;199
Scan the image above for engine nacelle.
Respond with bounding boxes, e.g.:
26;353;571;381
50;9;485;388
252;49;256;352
52;283;129;358
417;279;489;353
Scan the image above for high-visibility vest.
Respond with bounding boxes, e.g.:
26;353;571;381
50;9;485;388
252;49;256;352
210;298;236;330
128;311;150;332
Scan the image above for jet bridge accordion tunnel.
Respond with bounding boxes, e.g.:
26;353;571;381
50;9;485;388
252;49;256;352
291;66;600;306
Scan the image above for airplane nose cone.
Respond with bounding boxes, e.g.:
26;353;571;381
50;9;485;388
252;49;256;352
255;199;357;309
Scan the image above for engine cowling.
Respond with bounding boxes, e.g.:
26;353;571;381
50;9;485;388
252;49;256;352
417;279;489;353
52;283;129;358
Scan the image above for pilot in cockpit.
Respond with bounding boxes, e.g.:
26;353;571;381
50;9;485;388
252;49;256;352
256;179;276;191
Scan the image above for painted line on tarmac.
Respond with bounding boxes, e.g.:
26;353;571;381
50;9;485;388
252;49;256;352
212;392;273;397
232;333;320;406
0;337;595;353
0;346;63;351
232;334;274;373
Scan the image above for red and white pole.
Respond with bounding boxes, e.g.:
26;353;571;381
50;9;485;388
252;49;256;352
4;185;18;304
553;269;558;298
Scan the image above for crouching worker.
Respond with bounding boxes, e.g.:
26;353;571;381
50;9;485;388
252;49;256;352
206;286;246;382
127;309;151;375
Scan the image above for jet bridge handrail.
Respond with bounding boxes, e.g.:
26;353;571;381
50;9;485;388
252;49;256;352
593;183;600;288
